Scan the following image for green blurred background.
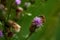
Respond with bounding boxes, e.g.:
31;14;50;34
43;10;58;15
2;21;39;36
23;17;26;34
0;0;60;40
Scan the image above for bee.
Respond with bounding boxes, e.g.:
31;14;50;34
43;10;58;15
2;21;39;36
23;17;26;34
38;15;46;23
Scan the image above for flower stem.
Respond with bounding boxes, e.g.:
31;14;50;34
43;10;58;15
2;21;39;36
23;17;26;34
25;32;33;40
7;0;14;20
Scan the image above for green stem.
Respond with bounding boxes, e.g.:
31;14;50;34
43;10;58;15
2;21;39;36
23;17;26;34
2;21;8;40
25;32;33;40
3;0;14;40
7;0;14;20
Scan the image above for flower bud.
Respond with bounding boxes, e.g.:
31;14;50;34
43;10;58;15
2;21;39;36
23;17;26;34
7;32;14;37
0;4;5;10
0;30;3;37
16;7;23;13
15;0;21;5
15;7;23;20
30;24;37;32
0;4;8;11
24;2;31;10
0;4;7;21
8;20;21;32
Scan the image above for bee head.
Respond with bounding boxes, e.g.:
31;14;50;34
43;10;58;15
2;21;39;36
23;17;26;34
38;15;46;23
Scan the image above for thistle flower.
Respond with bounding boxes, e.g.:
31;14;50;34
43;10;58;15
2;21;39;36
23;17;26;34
15;0;21;5
30;15;45;33
0;30;3;37
8;20;21;32
32;16;43;27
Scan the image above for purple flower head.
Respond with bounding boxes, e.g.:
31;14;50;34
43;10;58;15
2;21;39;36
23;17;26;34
0;30;3;37
15;0;21;5
33;16;43;27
